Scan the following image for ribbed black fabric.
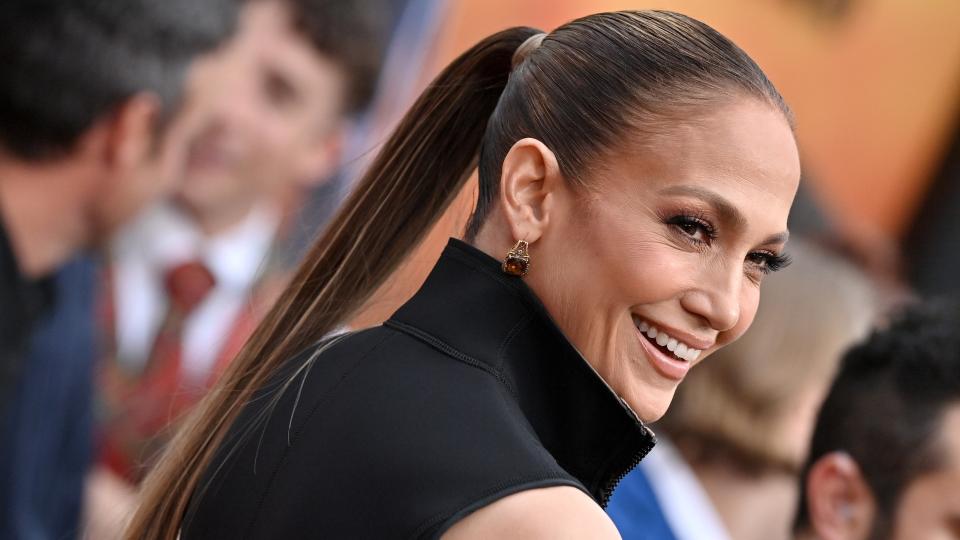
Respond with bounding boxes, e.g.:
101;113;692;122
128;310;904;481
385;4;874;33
182;239;655;539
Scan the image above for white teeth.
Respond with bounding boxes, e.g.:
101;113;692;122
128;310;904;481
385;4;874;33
636;319;705;362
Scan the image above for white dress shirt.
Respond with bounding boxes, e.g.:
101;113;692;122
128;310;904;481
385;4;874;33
110;203;279;384
640;437;732;540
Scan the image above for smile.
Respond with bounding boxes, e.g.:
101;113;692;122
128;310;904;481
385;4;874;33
631;316;714;382
634;318;703;362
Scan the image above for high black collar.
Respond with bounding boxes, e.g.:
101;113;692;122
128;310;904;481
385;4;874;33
387;238;655;506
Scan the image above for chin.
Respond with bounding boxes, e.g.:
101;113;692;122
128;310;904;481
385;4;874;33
623;384;678;424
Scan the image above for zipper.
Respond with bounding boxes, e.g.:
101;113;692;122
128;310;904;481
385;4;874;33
598;428;657;507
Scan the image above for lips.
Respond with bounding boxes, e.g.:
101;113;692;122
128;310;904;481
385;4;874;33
187;143;230;170
632;316;712;381
185;131;240;171
635;319;702;362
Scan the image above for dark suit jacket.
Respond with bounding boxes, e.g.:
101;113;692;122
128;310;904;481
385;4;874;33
0;219;55;410
0;256;97;539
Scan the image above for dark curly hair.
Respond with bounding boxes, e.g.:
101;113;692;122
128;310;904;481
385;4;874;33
794;299;960;534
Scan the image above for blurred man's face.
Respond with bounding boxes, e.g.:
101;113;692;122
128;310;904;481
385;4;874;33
890;405;960;540
90;70;213;240
176;0;348;232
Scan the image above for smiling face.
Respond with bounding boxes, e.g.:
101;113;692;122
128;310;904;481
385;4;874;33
175;0;347;232
524;98;800;422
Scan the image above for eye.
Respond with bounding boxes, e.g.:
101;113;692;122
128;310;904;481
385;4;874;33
667;214;717;245
746;250;791;275
263;70;298;107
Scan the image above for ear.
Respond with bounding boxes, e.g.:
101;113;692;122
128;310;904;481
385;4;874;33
498;138;562;244
101;93;162;175
805;452;877;540
293;125;344;188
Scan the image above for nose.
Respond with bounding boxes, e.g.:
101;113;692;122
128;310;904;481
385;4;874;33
214;75;259;130
680;263;742;333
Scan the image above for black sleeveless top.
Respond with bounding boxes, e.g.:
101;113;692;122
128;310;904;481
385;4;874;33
182;239;656;539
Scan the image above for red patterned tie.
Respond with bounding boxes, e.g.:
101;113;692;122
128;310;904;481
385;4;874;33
145;262;218;383
101;261;216;482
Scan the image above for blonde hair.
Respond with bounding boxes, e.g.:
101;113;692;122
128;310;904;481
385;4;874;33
661;239;876;475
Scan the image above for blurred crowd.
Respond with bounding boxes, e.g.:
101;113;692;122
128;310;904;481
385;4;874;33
0;1;958;539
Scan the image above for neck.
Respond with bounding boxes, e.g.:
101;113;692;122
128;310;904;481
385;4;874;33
470;211;519;268
0;155;93;278
691;460;800;540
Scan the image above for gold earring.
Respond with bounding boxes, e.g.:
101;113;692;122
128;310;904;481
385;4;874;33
502;240;530;276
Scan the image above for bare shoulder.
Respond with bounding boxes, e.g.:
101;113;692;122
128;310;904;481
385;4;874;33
441;485;621;540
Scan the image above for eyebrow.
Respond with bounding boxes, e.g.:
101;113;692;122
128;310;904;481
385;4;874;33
658;184;790;245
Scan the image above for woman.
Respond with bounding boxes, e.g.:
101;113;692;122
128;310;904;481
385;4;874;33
129;10;800;539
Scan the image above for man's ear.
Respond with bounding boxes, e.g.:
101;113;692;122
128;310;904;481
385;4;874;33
498;137;562;244
805;452;877;540
101;93;162;174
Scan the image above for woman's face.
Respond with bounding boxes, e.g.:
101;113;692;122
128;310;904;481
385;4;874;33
527;99;800;422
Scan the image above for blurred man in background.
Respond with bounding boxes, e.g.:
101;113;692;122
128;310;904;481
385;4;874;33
0;0;236;404
0;1;238;538
794;301;960;540
0;0;236;539
86;0;388;535
608;240;877;540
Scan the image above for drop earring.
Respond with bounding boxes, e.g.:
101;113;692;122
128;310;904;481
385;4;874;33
502;240;530;277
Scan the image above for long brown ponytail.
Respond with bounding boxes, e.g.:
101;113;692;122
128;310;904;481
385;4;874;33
126;26;544;540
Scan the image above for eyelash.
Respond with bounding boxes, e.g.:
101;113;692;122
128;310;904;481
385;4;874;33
747;251;792;275
665;213;791;276
666;213;717;244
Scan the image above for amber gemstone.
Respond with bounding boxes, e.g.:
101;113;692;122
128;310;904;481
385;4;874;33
503;258;527;276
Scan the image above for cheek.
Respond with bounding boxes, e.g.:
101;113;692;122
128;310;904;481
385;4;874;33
724;283;760;344
575;216;698;307
263;121;315;166
244;95;300;148
892;487;946;539
252;118;292;152
241;125;299;186
100;165;164;234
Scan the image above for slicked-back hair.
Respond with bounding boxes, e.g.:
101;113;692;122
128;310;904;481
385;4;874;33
0;0;237;160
